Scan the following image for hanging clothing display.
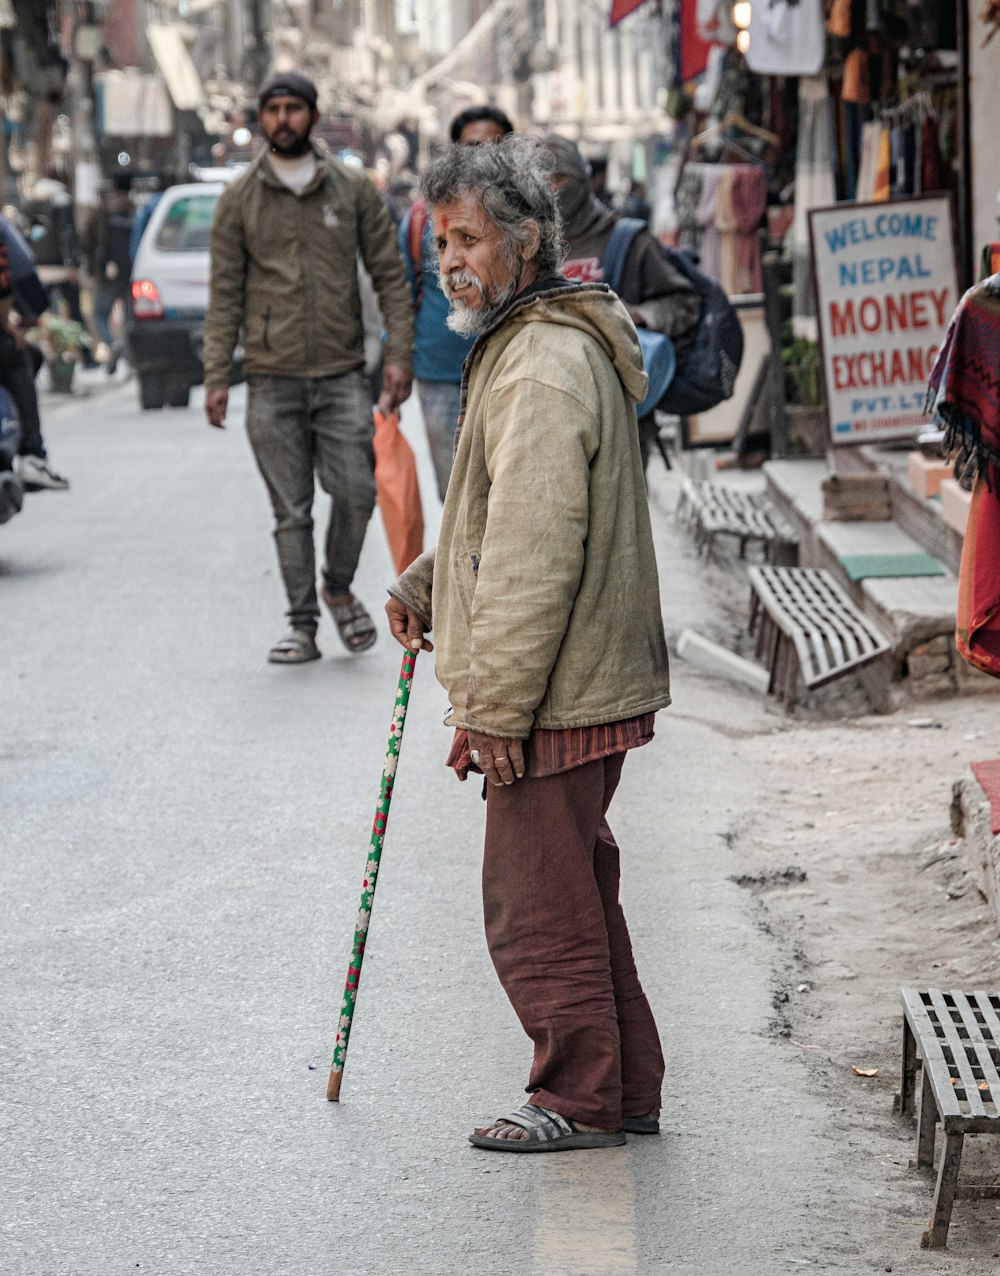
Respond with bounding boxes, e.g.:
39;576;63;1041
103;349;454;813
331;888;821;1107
746;0;825;77
855;120;883;202
728;165;768;294
922;115;944;192
695;165;723;282
675;165;704;254
791;75;836;338
714;167;737;291
872;126;891;201
673;160;767;295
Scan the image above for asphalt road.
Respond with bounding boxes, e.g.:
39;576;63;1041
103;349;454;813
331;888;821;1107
0;379;908;1274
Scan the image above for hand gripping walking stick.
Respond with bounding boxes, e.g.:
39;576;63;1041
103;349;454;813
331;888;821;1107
326;648;417;1101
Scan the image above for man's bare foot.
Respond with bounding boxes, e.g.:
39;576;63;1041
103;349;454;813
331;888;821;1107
473;1117;607;1142
469;1104;627;1151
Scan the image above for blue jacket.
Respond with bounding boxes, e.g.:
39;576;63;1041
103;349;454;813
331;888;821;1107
0;217;49;321
398;207;473;383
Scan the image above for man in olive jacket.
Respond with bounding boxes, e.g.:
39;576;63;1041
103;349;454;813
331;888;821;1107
386;138;670;1153
204;71;414;664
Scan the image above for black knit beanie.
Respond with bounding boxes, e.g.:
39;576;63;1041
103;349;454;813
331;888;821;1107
258;71;318;111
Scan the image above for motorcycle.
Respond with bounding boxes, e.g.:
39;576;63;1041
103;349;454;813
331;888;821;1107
0;385;24;524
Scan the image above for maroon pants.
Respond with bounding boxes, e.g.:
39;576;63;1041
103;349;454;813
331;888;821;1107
483;752;664;1129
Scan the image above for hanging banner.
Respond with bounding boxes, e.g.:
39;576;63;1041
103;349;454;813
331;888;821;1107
809;195;958;445
610;0;651;26
678;0;712;79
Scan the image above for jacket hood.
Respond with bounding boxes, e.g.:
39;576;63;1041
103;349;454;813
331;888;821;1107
483;282;649;406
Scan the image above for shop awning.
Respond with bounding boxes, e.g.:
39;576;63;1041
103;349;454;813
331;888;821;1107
147;23;205;112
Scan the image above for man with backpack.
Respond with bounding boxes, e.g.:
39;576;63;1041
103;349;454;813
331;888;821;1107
398;105;513;502
543;136;742;470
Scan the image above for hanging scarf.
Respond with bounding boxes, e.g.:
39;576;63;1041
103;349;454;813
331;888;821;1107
927;275;1000;488
927;276;1000;679
954;479;1000;678
695;166;723;282
921;114;944;193
674;164;704;253
730;164;768;293
714;167;738;293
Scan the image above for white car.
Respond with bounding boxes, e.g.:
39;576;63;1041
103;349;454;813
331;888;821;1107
127;181;240;410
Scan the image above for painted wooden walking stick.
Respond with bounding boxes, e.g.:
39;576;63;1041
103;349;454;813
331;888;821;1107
327;647;418;1101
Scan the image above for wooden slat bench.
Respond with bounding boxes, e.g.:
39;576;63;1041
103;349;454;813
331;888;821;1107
677;479;797;563
898;988;1000;1248
747;565;892;703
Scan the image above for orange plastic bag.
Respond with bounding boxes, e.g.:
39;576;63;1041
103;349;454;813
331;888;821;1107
373;409;424;575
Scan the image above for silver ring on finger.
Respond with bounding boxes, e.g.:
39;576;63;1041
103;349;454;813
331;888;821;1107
470;749;481;764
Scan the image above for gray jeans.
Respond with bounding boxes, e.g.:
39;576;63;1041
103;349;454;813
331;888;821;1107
416;380;461;503
245;371;374;633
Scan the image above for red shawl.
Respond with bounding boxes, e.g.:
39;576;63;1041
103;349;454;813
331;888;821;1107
928;278;1000;678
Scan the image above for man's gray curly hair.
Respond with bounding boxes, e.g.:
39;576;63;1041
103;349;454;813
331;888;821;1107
420;135;567;278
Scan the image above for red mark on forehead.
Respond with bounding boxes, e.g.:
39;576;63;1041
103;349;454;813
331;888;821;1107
441;215;449;232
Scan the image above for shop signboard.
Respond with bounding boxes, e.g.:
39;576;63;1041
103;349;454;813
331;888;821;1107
809;195;957;445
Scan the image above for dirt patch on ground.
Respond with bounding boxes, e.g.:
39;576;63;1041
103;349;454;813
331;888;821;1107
727;695;1000;1264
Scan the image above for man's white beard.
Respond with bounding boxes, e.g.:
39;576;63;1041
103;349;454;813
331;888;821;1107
441;269;518;337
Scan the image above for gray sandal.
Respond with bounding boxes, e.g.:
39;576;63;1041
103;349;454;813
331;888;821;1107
469;1103;625;1153
268;629;321;664
622;1115;660;1135
322;590;377;653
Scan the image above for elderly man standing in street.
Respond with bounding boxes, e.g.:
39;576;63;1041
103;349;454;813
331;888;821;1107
386;138;671;1151
204;71;414;664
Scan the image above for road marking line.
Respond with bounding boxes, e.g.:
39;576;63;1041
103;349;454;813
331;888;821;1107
532;1150;637;1274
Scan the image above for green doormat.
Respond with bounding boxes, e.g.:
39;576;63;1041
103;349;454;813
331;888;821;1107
839;552;948;581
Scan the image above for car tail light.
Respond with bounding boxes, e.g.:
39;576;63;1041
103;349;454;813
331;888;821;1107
131;278;164;319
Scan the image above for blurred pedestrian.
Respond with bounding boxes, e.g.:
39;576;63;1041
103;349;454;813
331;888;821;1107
130;172;176;261
23;171;92;361
0;222;69;491
203;70;414;665
543;136;700;469
589;154;613;208
621;179;652;225
398;104;513;502
386;137;670;1152
80;175;134;372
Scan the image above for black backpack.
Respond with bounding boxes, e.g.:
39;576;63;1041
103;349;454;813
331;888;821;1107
603;217;743;417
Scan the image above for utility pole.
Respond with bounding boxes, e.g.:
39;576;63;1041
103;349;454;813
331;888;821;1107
70;0;101;193
247;0;271;86
226;0;247;82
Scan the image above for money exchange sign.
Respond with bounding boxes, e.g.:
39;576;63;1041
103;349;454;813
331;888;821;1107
809;195;957;444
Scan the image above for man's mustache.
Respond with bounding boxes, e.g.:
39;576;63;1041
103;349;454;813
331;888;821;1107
440;270;485;302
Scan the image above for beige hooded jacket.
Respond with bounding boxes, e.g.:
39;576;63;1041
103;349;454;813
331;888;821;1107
391;282;671;740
